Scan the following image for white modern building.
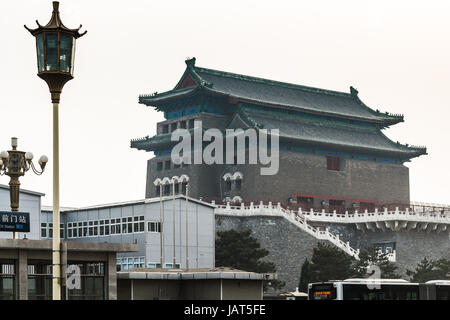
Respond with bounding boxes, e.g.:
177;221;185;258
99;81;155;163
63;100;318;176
41;196;216;271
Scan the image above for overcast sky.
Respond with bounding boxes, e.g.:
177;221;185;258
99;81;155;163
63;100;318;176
0;0;449;207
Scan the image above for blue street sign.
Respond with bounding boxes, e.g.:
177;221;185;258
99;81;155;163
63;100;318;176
0;211;30;232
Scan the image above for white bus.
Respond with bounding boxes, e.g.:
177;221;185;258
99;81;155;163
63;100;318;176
308;279;450;300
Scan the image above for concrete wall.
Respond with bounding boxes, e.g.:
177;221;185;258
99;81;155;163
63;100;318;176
117;278;263;300
215;215;321;294
216;214;450;295
41;198;216;270
221;279;263;300
324;222;450;276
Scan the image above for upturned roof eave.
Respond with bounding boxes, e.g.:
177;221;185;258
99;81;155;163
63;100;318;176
139;86;402;125
278;134;427;159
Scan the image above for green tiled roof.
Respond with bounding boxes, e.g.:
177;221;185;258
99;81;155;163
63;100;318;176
131;128;203;151
139;58;404;126
235;106;426;158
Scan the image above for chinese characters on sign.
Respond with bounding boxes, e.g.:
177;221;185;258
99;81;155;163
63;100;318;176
0;211;30;232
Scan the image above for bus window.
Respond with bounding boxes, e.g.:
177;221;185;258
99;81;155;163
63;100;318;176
437;286;450;300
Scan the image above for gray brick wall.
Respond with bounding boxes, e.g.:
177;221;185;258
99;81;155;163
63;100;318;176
215;215;450;294
215;215;321;294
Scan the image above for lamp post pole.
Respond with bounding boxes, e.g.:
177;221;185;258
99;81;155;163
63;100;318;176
25;1;86;300
172;179;176;268
52;101;61;300
185;184;189;269
160;183;163;268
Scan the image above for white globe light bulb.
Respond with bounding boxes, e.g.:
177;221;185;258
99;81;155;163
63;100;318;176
25;152;34;161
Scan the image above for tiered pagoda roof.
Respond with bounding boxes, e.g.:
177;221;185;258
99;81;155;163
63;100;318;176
139;58;404;126
133;58;426;160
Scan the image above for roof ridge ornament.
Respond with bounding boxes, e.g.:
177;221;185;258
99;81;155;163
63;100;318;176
185;57;196;68
350;86;359;96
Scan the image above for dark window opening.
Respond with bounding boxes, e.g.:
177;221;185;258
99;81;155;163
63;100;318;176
170;123;177;132
327;156;341;171
156;186;160;197
157;162;163;171
182;182;188;195
329;199;344;206
235;179;242;190
174;184;180;194
225;180;232;191
180;121;187;129
164;160;171;170
163;185;170;196
188;119;195;129
162;125;169;134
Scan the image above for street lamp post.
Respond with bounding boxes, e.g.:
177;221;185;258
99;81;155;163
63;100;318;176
0;137;48;239
25;1;86;300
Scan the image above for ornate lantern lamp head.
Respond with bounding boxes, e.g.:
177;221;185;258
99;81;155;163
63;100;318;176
25;1;87;103
0;138;48;212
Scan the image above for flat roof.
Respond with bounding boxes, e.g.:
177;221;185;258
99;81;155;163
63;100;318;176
118;267;275;281
0;239;138;253
0;184;45;197
42;195;216;213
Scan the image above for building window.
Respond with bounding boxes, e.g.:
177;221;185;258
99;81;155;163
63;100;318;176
164;263;181;269
88;221;94;237
188;119;195;129
0;261;15;300
104;219;110;235
77;222;82;238
67;223;73;238
134;216;145;233
41;223;47;238
182;182;188;195
93;221;98;236
111;218;121;235
157;162;163;171
170;123;177;132
67;262;105;300
162;124;169;134
48;223;53;239
180;121;186;129
163;184;170;196
174;183;180;194
326;156;341;171
225;180;232;191
127;217;133;233
28;262;52;300
99;220;105;236
164;160;171;170
121;218;127;234
147;263;162;269
156;186;161;197
148;221;161;233
235;178;242;190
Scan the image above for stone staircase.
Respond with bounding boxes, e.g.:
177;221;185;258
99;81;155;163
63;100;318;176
214;201;360;260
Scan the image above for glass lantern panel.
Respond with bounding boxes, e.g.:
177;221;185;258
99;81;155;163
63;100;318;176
45;33;58;71
36;34;44;72
59;34;72;73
